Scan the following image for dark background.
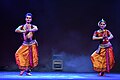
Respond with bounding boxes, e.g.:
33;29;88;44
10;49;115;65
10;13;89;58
0;0;120;73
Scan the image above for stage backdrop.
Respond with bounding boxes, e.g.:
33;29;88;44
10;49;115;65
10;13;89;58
0;0;120;72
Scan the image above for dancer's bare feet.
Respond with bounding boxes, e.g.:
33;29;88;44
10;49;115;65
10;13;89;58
99;72;104;76
19;70;25;76
26;73;32;76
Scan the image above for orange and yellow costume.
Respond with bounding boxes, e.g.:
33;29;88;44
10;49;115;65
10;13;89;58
91;29;115;72
15;24;38;71
15;40;38;70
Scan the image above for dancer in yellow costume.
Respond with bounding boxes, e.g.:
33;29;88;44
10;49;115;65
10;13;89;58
15;13;38;76
91;19;115;76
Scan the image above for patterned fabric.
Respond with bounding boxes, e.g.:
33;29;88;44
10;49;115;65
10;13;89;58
91;47;115;72
93;29;110;44
15;42;38;70
91;29;115;72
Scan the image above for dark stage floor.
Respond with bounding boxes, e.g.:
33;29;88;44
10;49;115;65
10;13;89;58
0;71;120;80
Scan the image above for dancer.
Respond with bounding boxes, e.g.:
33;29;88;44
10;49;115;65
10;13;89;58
15;13;38;76
91;19;115;76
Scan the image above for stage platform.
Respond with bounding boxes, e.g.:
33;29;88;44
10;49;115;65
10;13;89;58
0;71;120;80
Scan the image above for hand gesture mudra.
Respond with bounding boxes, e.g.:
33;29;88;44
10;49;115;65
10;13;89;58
102;30;109;42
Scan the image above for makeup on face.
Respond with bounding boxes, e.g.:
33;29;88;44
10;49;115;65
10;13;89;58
99;22;106;29
26;16;32;23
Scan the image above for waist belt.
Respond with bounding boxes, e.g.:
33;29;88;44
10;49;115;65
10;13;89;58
22;40;38;46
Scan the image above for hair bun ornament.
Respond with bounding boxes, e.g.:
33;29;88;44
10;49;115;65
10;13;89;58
101;18;105;22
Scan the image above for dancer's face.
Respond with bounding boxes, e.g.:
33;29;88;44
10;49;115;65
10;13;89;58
99;22;106;29
25;15;32;24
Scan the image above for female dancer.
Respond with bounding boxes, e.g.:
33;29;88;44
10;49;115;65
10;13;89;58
15;13;38;76
91;19;115;76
